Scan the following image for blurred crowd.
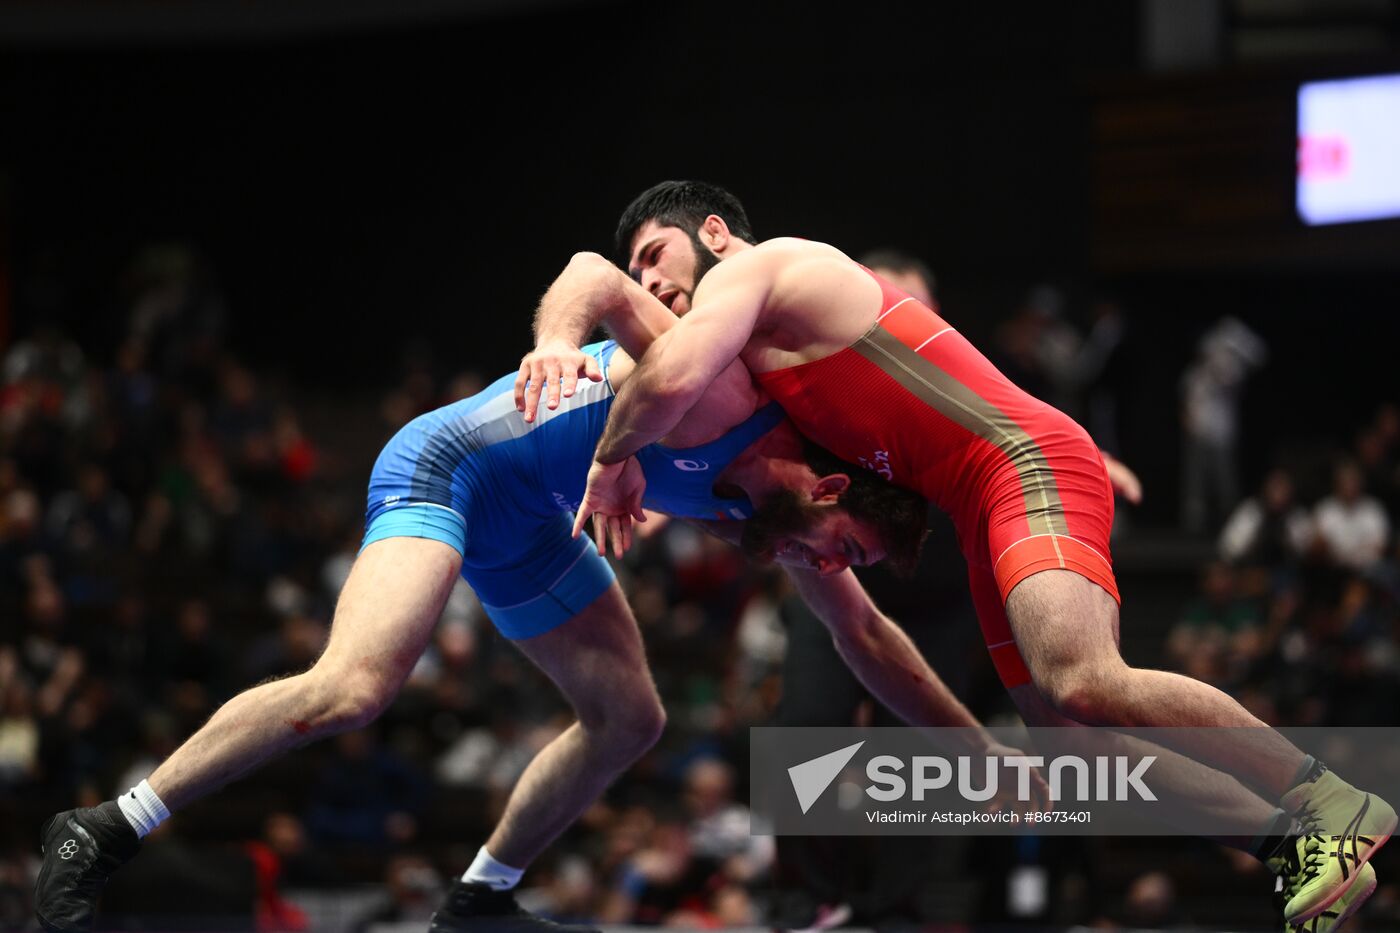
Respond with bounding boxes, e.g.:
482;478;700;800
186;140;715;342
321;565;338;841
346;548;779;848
1169;403;1400;726
0;248;790;930
1;249;1397;930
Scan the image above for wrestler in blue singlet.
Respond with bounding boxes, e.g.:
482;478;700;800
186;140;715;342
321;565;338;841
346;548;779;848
363;340;783;639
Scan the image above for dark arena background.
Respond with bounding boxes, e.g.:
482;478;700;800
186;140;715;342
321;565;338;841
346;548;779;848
4;1;1400;930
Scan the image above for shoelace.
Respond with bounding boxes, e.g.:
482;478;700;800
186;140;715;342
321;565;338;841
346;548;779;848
1292;804;1329;890
1297;798;1376;887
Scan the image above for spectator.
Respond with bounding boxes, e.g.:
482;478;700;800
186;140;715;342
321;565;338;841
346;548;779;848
1073;297;1129;455
1314;459;1389;571
525;855;599;926
1218;468;1313;569
351;854;442;932
1180;317;1267;533
1167;562;1261;687
682;757;772;881
1358;403;1400;518
0;662;39;786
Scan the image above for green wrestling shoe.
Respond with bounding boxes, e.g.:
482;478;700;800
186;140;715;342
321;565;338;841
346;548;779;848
1279;770;1395;923
1275;857;1376;933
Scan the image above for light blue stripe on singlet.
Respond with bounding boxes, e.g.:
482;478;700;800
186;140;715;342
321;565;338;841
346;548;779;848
405;342;618;510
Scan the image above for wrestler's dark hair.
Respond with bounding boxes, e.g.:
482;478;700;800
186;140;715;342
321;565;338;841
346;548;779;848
614;180;757;266
741;441;930;578
858;249;937;299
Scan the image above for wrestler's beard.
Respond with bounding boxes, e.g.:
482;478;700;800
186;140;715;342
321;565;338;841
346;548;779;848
679;234;722;313
740;446;930;578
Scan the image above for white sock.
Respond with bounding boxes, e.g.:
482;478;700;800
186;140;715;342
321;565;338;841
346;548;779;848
116;780;170;839
462;846;524;891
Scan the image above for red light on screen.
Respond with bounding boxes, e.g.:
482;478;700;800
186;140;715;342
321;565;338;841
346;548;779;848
1297;135;1349;179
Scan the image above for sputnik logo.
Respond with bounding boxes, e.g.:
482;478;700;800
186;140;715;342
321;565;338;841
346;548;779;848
787;741;865;814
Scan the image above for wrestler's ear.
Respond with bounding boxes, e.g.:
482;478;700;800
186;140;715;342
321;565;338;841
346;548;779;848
810;473;851;504
698;214;730;253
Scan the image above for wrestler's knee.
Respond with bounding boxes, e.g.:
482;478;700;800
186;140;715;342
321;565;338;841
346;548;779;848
577;682;666;757
1032;655;1130;725
299;660;403;735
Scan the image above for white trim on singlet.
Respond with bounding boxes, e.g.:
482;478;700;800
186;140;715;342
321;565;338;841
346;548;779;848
991;532;1112;573
985;638;1016;649
914;328;954;351
875;297;914;323
386;501;467;522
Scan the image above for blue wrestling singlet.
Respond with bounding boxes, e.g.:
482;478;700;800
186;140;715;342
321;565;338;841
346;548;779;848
362;340;784;639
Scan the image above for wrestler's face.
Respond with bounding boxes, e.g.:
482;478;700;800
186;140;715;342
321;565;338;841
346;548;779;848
744;465;926;577
773;506;888;577
627;220;719;317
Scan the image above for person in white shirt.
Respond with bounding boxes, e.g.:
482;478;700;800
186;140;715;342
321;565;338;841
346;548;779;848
1219;469;1314;567
1314;460;1390;570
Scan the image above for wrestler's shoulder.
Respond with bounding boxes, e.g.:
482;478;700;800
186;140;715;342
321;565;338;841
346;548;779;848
752;236;850;260
734;238;859;289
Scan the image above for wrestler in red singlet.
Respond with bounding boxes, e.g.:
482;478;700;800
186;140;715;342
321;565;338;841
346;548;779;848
755;267;1119;689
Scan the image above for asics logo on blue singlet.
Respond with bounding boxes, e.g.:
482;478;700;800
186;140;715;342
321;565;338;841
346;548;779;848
674;459;709;472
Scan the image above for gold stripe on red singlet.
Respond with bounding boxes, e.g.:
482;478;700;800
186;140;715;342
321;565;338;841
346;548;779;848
852;325;1066;538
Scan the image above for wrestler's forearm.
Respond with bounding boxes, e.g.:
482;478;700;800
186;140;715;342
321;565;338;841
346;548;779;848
534;252;680;364
833;612;992;749
533;252;632;345
787;569;992;751
594;333;706;463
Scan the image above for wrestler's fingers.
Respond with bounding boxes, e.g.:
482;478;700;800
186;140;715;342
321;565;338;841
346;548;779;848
591;512;608;556
605;515;616;559
525;359;547;422
571;502;591;539
513;362;530;412
545;362;563;411
617;515;634;558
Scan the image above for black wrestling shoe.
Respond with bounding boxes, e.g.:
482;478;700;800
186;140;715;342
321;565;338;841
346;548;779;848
35;801;142;932
429;880;601;933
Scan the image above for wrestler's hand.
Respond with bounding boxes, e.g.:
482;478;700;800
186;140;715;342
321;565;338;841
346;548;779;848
514;339;604;423
1102;452;1143;505
572;456;648;557
983;742;1052;816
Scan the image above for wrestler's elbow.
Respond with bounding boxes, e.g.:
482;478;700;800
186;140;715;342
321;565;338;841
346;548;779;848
649;371;707;413
645;347;709;407
829;609;886;658
567;250;613;271
564;252;625;292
